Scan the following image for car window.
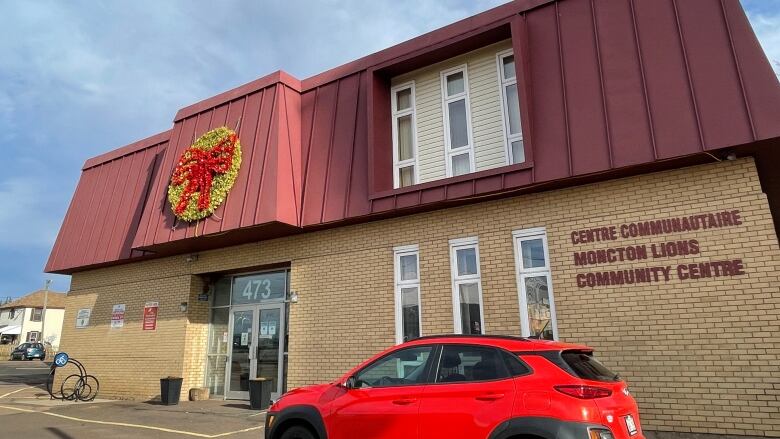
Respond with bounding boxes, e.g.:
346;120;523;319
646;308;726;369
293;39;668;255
561;351;620;382
502;350;531;376
355;345;433;388
436;345;508;383
17;343;29;349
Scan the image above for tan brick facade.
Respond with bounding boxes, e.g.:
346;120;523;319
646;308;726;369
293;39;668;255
59;158;780;436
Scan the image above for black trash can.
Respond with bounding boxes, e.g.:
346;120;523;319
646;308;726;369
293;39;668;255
249;378;272;410
160;377;183;405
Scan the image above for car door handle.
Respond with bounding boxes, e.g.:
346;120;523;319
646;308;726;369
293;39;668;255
392;398;418;405
475;393;505;401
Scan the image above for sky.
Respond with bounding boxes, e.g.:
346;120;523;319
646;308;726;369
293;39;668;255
0;0;778;298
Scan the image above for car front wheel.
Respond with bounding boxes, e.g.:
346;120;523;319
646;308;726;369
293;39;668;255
279;425;316;439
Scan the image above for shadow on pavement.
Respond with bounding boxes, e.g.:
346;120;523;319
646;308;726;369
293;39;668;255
46;427;76;439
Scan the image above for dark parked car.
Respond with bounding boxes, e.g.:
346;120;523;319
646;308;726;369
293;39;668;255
10;343;46;361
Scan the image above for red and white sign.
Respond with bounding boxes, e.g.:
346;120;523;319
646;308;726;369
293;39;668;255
111;304;125;329
142;301;159;331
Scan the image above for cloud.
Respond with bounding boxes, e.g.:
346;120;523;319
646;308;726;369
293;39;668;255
742;1;780;75
0;176;61;247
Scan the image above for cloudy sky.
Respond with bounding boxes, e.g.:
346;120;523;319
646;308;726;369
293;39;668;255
0;0;778;298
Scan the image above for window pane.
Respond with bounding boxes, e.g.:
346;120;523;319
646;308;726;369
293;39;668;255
213;277;231;307
397;114;413;161
398;166;414;187
401;287;420;342
451;153;470;176
399;254;418;281
502;55;516;80
525;276;552;340
446;71;465;96
459;282;482;335
208;308;230;355
396;88;412;111
456;247;477;276
437;345;507;383
506;83;521;135
521;238;546;268
447;100;469;148
511;140;525;164
355;346;432;388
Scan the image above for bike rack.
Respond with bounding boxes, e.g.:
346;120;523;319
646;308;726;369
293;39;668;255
47;356;100;402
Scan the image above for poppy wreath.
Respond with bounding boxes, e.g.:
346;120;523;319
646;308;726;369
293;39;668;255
167;127;242;222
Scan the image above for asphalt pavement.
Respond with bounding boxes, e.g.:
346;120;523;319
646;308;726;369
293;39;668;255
0;360;266;439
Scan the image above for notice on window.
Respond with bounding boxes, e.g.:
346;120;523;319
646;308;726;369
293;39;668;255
260;322;269;336
240;332;249;346
111;304;125;329
143;302;159;331
75;308;91;328
268;322;277;336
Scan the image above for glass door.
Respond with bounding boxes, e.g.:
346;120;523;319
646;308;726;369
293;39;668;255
256;304;284;401
226;306;255;399
225;303;286;400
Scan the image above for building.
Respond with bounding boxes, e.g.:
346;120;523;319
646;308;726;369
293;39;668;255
46;0;780;437
0;290;66;347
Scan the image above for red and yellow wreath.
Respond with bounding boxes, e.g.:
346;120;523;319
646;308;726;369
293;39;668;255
167;127;242;222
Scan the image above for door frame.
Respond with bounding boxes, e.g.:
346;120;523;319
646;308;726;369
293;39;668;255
225;302;286;400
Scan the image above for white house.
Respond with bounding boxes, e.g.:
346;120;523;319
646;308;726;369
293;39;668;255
0;290;66;347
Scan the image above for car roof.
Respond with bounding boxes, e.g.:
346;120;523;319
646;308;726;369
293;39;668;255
403;334;591;352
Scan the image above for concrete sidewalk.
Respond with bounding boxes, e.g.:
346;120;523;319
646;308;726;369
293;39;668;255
0;384;266;438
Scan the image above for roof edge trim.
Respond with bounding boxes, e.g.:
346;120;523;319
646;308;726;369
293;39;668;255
82;129;171;170
174;70;302;122
301;0;555;90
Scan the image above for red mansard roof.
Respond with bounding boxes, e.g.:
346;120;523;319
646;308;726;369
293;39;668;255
46;0;780;274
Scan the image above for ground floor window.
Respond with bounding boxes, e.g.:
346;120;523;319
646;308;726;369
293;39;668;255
394;245;422;344
26;331;40;343
513;227;557;340
449;237;485;335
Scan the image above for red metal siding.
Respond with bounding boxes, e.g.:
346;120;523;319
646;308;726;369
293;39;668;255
46;0;780;274
45;132;167;272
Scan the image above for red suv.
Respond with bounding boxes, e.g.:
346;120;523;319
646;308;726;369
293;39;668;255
265;335;643;439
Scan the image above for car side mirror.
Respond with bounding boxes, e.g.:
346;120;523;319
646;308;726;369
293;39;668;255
344;376;357;390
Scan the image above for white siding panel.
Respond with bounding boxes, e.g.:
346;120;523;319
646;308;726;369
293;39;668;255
391;40;513;183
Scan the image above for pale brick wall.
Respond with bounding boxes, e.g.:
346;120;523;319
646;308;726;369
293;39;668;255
62;158;780;436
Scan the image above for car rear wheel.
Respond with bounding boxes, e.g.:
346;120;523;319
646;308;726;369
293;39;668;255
279;425;316;439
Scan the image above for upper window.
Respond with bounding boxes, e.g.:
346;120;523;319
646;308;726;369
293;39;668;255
9;308;16;319
391;83;418;188
441;66;474;177
394;245;422;344
30;308;42;322
497;51;524;164
436;345;508;383
512;228;557;340
449;237;484;335
354;345;433;388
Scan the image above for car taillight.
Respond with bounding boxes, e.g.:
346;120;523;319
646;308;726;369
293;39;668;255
555;385;612;399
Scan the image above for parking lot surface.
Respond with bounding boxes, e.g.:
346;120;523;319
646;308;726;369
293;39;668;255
0;361;266;439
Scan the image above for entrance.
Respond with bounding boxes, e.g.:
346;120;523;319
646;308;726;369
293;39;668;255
205;269;289;401
226;303;285;400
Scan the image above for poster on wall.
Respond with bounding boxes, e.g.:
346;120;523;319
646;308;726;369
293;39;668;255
75;309;91;328
111;304;126;329
142;301;159;331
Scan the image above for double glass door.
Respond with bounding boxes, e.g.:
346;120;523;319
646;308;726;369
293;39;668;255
226;303;285;400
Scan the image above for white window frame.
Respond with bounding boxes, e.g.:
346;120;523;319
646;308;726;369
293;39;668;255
391;82;419;188
394;244;422;344
441;65;475;177
512;227;558;340
496;50;524;165
449;237;485;334
31;308;43;322
26;331;40;343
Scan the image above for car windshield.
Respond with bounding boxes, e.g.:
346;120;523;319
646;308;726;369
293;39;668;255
17;343;30;349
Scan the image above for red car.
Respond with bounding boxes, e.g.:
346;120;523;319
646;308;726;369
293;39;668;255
265;335;643;439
